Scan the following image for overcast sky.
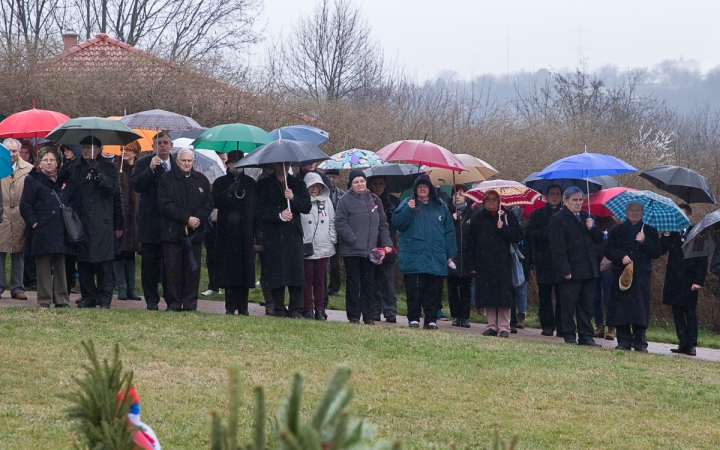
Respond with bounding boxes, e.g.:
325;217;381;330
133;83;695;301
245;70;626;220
258;0;720;80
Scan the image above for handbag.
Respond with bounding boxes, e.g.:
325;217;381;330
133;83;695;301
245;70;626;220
505;215;525;287
302;201;322;258
600;257;613;274
51;190;86;243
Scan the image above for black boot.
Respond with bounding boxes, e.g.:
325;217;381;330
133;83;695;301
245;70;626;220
315;310;326;321
304;310;314;319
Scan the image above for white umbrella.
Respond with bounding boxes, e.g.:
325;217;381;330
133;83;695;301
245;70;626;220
422;154;498;185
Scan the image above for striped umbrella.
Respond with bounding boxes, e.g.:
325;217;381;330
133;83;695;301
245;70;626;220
603;190;691;232
318;149;385;169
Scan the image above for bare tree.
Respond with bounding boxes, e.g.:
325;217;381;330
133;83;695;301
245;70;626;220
276;0;385;100
0;0;62;65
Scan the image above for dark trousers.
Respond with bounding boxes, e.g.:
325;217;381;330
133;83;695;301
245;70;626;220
225;286;249;315
327;244;342;294
593;272;611;325
538;283;562;333
374;262;397;320
163;241;202;311
78;260;114;307
344;256;376;322
304;258;328;311
204;223;219;291
447;275;471;320
64;254;77;291
404;273;443;324
140;243;164;309
271;286;303;317
672;304;698;348
558;279;594;343
616;324;648;350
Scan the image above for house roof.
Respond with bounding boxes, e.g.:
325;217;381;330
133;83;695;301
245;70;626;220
53;33;146;66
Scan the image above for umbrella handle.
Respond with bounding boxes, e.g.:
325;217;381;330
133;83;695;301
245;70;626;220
283;162;291;210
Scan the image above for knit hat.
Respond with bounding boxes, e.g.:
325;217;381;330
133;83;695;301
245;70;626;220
482;189;500;203
347;169;367;189
415;174;433;189
324;169;340;176
452;184;469;195
619;261;634;291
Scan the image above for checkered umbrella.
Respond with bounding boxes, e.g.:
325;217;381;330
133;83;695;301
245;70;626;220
603;190;691;232
318;149;385;169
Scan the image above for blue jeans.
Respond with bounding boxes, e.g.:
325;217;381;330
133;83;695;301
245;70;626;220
593;273;611;325
515;279;528;314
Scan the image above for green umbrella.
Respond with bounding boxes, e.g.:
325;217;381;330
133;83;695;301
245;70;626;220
191;123;273;153
45;117;141;146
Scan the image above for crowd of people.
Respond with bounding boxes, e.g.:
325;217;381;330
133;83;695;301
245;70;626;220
0;134;711;356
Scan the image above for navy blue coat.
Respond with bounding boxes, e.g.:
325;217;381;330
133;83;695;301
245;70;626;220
20;168;71;256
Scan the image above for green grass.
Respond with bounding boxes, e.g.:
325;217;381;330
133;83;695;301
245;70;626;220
1;307;720;449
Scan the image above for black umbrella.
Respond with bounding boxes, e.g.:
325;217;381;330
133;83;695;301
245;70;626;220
182;227;199;273
640;165;717;204
522;172;607;194
363;164;425;193
682;209;720;258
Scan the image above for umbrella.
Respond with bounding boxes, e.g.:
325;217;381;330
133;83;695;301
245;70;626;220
0;108;70;139
682;210;720;258
582;187;638;218
603;190;691;232
640;165;717;204
121;109;202;131
182;227;199;273
422;154;497;185
170;148;226;184
234;139;329;209
375;139;467;172
0;143;11;179
318;149;385;170
537;151;638;214
269;125;329;145
192;123;273;153
465;180;541;207
45;117;141;160
523;172;604;195
363;163;425;193
102;128;158;156
168;129;207;140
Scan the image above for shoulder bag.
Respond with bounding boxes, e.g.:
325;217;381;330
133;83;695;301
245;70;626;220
505;214;525;287
303;202;322;257
51;190;86;243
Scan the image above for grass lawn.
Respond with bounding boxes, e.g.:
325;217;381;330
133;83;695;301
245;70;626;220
2;308;720;449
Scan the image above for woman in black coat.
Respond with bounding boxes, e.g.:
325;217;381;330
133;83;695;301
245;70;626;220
447;184;475;328
604;201;663;351
19;147;71;308
254;162;311;318
660;205;707;356
212;151;256;315
466;190;524;338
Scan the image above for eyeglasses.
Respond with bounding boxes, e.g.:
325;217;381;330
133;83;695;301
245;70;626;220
40;159;57;163
156;140;172;145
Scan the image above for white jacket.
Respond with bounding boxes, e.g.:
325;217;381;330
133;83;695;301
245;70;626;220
301;172;337;259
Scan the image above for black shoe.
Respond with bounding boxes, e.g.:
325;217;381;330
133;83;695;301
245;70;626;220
615;345;631;351
373;316;381;321
564;339;578;345
579;340;601;347
451;318;461;327
74;298;83;304
127;292;142;301
686;347;697;356
364;320;375;325
498;330;510;338
385;316;396;323
315;310;326;321
117;291;128;300
146;304;159;311
239;310;249;316
670;346;687;354
259;302;266;306
482;328;498;336
461;319;471;328
349;319;360;324
510;326;518;334
55;304;70;308
634;348;649;353
541;328;554;336
322;311;328;320
77;301;96;308
99;305;111;309
304;310;314;319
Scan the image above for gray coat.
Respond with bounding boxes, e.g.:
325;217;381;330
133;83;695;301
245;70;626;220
334;189;392;258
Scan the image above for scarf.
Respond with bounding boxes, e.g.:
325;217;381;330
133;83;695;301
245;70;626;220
627;220;644;248
455;201;468;214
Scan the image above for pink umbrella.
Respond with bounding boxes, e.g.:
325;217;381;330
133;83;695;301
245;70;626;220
583;187;638;218
0;108;70;139
375;139;467;172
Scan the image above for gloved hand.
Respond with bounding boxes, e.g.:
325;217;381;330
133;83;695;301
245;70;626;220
228;181;241;193
88;159;99;171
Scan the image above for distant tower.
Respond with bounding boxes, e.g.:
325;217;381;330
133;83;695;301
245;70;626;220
569;28;589;68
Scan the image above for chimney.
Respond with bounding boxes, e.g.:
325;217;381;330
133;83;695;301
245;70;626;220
62;30;78;51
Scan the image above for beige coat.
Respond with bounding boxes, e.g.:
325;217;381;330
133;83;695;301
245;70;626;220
0;158;32;253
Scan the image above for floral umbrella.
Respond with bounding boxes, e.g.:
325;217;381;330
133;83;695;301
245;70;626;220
464;180;541;207
318;149;385;170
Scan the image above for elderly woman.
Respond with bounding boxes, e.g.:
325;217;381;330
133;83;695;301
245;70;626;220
466;190;524;338
19;147;70;307
113;141;142;300
335;170;392;325
301;172;336;320
604;201;663;351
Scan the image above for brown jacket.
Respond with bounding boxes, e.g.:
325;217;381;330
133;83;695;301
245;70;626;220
0;158;32;253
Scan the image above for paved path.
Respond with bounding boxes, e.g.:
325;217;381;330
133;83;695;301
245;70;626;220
2;291;719;363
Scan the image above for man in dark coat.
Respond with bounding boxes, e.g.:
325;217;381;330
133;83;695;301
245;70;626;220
660;204;707;356
526;184;563;336
369;175;400;323
212;151;256;315
549;186;603;346
604;201;663;351
158;149;213;311
255;161;311;317
131;131;176;310
65;136;124;309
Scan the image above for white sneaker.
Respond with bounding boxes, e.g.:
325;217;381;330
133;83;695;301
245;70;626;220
201;289;214;296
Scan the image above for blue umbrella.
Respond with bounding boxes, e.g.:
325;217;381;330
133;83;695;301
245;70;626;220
0;143;11;179
537;151;638;214
603;190;691;232
269;125;329;145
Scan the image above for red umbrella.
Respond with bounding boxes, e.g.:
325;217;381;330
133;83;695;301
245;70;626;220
0;108;70;139
375;139;468;171
465;180;541;207
583;187;638;217
523;196;547;216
